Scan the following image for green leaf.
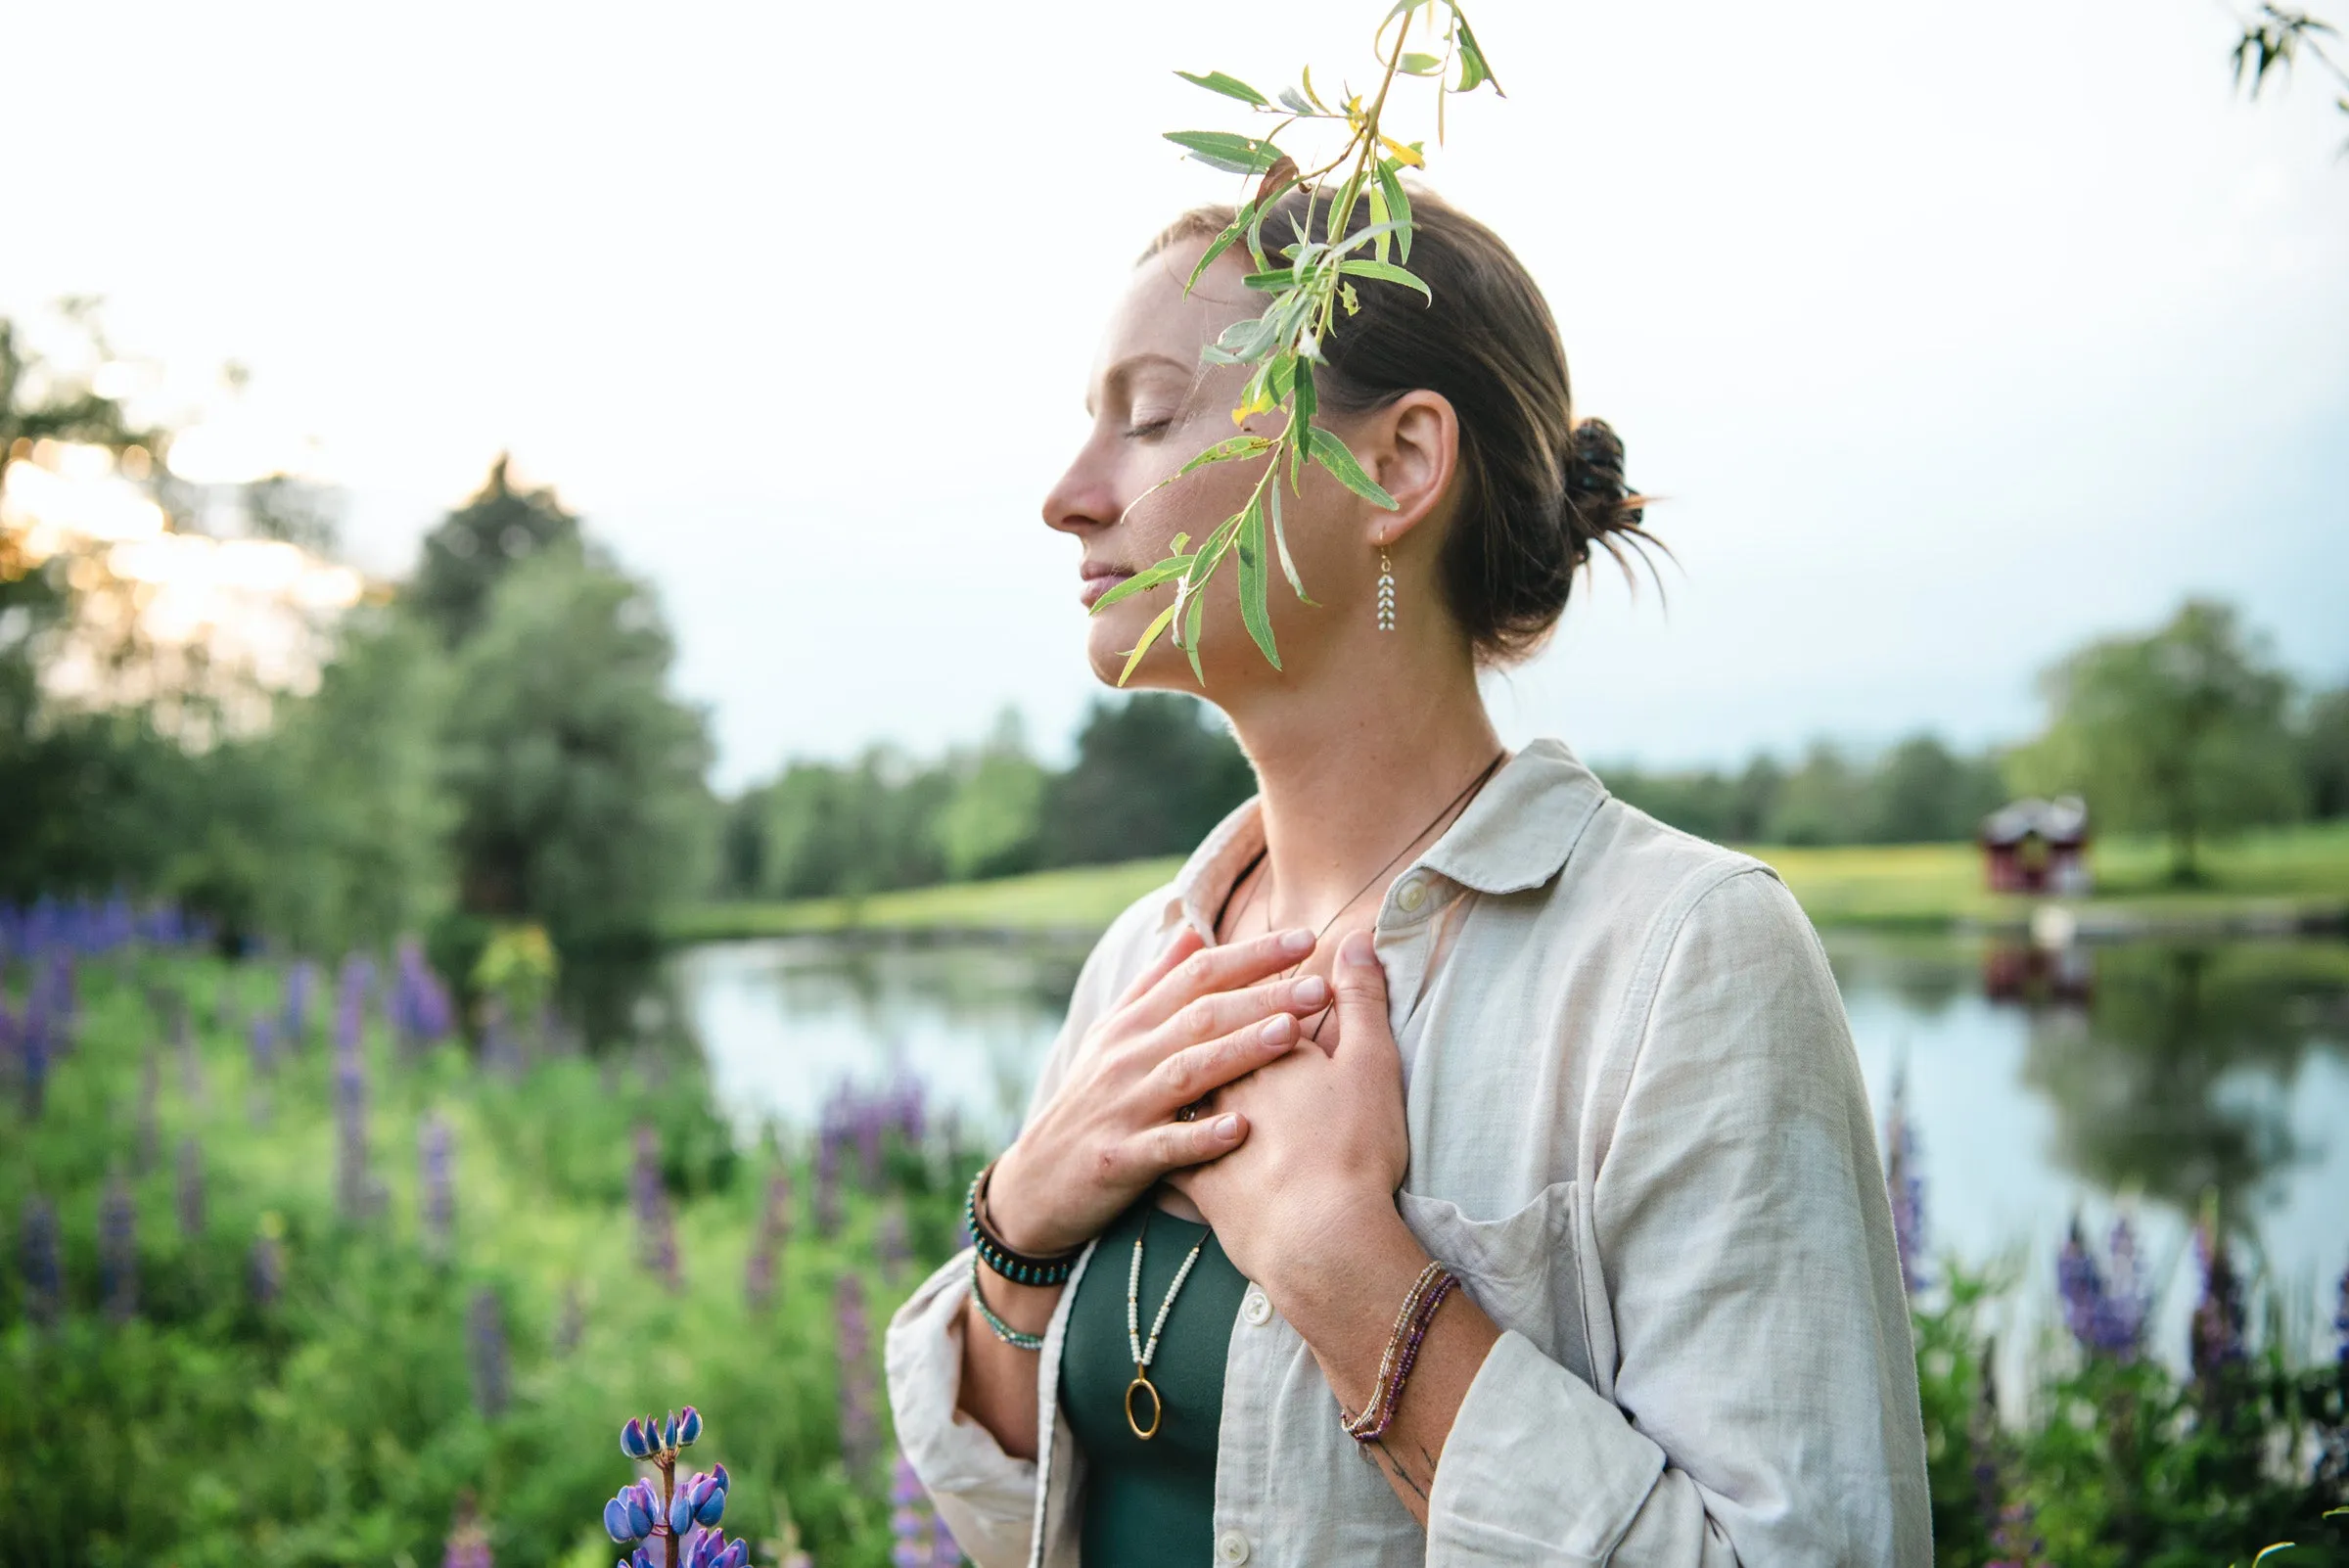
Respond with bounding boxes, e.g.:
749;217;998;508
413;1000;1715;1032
1454;13;1499;94
1242;268;1301;292
2248;1545;2297;1568
1335;219;1410;256
1277;86;1316;116
1183;222;1246;295
1117;600;1179;687
1292;356;1317;425
1339;258;1433;303
1366;180;1392;262
1175;69;1269;107
1267;474;1314;602
1091;557;1192;614
1400;52;1444;74
1308;426;1399;508
1375;160;1413;262
1181;579;1208;682
1175;436;1275;477
1236;497;1280;669
1163;130;1286;175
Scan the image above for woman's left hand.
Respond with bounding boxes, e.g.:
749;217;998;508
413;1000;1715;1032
1167;930;1411;1299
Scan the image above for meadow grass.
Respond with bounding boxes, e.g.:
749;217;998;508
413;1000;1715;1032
673;823;2349;942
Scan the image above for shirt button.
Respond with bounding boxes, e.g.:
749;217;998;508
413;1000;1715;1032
1241;1286;1272;1326
1397;878;1428;913
1216;1531;1251;1565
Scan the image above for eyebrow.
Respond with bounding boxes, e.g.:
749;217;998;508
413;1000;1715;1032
1085;351;1195;417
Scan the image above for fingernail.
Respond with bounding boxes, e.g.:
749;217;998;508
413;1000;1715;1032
1341;931;1377;967
1215;1114;1242;1138
1278;928;1314;955
1260;1013;1294;1043
1293;975;1329;1007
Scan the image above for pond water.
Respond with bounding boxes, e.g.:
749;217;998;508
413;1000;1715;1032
672;930;2349;1364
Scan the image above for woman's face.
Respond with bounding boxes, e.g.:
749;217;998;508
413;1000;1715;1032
1042;237;1399;696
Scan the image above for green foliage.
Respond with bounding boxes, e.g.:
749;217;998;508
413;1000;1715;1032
2010;601;2304;882
935;714;1051;883
2303;687;2349;821
0;948;943;1568
1041;694;1257;867
439;542;714;953
409;455;585;651
2232;5;2349;154
1601;734;2006;849
1116;1;1501;680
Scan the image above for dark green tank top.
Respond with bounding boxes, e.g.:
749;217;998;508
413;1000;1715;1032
1060;1198;1248;1567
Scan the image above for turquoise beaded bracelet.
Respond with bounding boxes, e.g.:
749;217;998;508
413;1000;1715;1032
965;1162;1081;1288
969;1255;1046;1352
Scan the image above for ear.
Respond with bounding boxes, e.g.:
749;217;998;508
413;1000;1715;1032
1355;390;1458;548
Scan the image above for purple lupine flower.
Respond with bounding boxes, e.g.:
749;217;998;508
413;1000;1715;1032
335;1047;374;1222
2055;1215;2149;1362
814;1132;843;1239
878;1199;910;1286
554;1279;583;1357
467;1285;509;1418
442;1492;494;1568
837;1272;878;1475
892;1453;931;1568
2190;1206;2248;1392
390;937;455;1052
746;1168;791;1314
249;1015;278;1078
251;1225;284;1308
176;1134;206;1239
1882;1071;1927;1295
100;1171;137;1323
599;1410;750;1568
20;1195;61;1328
632;1123;681;1290
282;959;316;1054
18;1010;48;1119
932;1510;962;1568
420;1111;456;1262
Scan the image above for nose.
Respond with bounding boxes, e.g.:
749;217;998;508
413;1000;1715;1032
1042;432;1121;539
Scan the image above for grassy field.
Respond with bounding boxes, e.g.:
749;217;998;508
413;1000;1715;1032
670;822;2349;944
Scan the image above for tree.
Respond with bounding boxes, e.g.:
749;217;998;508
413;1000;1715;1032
409;455;582;649
1866;734;2006;845
438;543;714;952
934;712;1048;881
1762;742;1868;848
2010;601;2302;883
1040;695;1256;866
2301;685;2349;819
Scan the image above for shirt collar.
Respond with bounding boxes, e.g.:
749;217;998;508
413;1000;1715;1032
1161;738;1610;938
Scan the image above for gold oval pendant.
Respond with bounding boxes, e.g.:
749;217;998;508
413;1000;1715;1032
1124;1373;1164;1441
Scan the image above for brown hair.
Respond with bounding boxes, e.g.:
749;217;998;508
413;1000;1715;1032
1145;189;1653;664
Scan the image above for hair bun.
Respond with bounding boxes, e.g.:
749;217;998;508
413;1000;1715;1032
1564;418;1642;536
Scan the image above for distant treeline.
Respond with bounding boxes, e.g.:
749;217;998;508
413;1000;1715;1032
714;697;1255;900
1601;735;2009;848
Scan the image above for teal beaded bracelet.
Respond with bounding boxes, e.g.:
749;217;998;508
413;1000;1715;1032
969;1255;1046;1352
965;1162;1081;1288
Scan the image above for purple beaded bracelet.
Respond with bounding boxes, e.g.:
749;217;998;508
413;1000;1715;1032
1341;1267;1459;1443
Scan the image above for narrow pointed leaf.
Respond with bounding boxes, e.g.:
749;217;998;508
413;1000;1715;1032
1374;160;1413;261
1308;426;1399;508
1236;497;1280;669
1339;259;1432;303
1175;69;1269;107
1090;559;1190;614
1118;600;1179;686
1163;130;1286;175
1267;475;1314;602
1182;582;1208;682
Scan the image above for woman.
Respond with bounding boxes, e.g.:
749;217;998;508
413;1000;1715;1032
886;190;1931;1567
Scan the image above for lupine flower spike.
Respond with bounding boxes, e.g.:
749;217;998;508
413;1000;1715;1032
602;1406;748;1568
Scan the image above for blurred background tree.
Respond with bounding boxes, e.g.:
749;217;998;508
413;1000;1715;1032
410;454;583;649
2009;600;2303;882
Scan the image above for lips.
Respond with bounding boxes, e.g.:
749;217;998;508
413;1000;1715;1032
1079;563;1134;610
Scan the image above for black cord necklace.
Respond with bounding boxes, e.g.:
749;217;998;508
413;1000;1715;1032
1225;749;1508;1041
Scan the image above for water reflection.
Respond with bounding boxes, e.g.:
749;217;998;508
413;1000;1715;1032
675;930;2349;1352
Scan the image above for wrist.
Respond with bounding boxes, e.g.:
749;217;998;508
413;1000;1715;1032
980;1146;1083;1260
1256;1189;1420;1339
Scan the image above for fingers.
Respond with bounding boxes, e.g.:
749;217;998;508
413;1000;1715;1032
1156;971;1329;1053
1128;1110;1248;1176
1112;926;1205;1011
1127;925;1316;1032
1328;930;1392;1060
1148;1010;1303;1107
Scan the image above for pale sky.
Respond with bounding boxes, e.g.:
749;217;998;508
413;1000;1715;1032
11;0;2346;788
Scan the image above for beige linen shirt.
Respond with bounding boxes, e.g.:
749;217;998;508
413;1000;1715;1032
885;739;1932;1567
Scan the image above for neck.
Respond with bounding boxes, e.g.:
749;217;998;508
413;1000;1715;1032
1220;645;1502;927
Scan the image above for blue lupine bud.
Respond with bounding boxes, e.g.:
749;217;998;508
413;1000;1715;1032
694;1476;725;1528
677;1405;703;1447
621;1416;651;1458
604;1498;636;1543
710;1461;729;1497
623;1480;656;1537
668;1479;698;1537
662;1410;680;1450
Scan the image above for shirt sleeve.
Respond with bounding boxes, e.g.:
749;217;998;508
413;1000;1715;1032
883;892;1176;1568
1425;867;1932;1566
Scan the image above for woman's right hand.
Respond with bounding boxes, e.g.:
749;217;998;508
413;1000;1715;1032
983;926;1329;1256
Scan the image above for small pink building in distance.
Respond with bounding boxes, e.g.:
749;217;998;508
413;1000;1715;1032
1980;796;2093;896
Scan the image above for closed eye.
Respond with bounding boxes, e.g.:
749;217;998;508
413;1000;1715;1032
1123;417;1173;440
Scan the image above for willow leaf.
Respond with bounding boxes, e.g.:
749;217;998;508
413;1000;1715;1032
1400;51;1444;74
1117;599;1180;687
1236;497;1279;669
1183;223;1246;295
1267;474;1314;602
1181;583;1208;682
1374;160;1413;261
1339;258;1432;303
1308;426;1399;508
1366;180;1392;261
1091;558;1191;614
1175;69;1269;107
1454;12;1499;94
1277;86;1315;115
1164;130;1286;175
1175;436;1274;478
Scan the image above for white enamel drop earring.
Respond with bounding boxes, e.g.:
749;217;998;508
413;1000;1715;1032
1376;546;1396;631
